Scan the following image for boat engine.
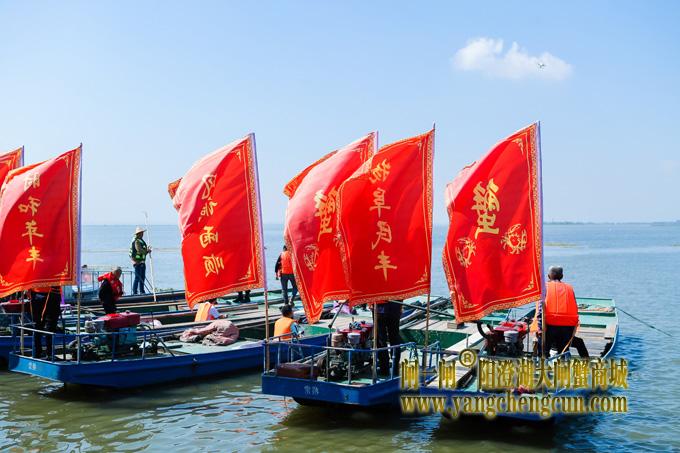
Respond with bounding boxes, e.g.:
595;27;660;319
477;320;528;358
76;312;143;361
317;321;374;381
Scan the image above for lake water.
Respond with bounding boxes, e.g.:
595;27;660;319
1;223;678;451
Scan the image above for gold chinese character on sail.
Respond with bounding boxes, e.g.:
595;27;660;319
201;174;217;200
24;172;40;191
472;179;500;238
203;254;224;277
369;188;391;218
18;197;41;216
22;220;44;245
199;226;219;248
374;250;397;280
26;246;44;269
369;159;391;184
314;187;338;240
199;199;218;220
371;221;393;250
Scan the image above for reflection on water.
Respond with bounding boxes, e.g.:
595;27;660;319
1;224;679;451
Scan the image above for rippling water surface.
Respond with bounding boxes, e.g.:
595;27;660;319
1;223;678;451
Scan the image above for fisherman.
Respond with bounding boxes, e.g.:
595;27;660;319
235;290;251;303
275;245;297;306
98;267;124;314
129;226;151;295
194;298;223;322
535;266;589;358
29;286;61;359
273;304;300;341
376;300;403;376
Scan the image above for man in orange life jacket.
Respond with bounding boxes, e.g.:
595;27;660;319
98;267;124;314
537;266;589;358
30;286;62;358
194;299;224;322
273;304;300;341
275;245;298;306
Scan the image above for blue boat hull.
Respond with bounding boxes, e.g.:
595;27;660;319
0;336;31;364
9;334;329;388
261;375;401;407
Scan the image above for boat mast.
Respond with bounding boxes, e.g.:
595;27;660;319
143;211;158;303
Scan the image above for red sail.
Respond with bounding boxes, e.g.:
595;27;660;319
0;146;82;297
0;147;23;188
337;130;434;305
168;134;264;307
284;134;375;323
442;123;543;322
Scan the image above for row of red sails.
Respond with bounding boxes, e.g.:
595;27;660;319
0;123;544;323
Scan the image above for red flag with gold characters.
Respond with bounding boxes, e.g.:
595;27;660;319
443;123;544;322
284;134;375;323
0;147;24;187
168;134;265;308
0;146;82;297
336;129;434;305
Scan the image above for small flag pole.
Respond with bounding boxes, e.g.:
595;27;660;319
424;123;435;378
251;133;270;369
143;211;158;303
76;145;83;362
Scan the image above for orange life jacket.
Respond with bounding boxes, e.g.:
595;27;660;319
530;299;541;333
274;317;295;340
544;281;579;326
280;251;293;274
194;302;215;322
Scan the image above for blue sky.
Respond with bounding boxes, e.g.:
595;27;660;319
1;1;678;225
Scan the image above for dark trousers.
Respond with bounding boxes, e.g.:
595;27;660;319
102;301;117;314
377;312;402;376
133;262;146;294
31;295;60;358
280;274;297;304
235;290;251;303
543;325;589;358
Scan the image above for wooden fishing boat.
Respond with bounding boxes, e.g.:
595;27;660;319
415;296;619;421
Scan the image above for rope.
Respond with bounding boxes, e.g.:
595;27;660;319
617;307;673;338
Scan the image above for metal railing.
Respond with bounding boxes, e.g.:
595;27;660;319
263;338;426;385
11;324;182;364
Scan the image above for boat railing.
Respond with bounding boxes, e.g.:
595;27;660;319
75;269;137;296
263;338;420;385
10;323;183;364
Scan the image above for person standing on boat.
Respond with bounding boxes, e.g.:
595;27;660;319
29;286;61;358
275;245;297;306
98;267;124;314
537;266;589;358
273;304;300;341
376;300;403;376
129;226;151;295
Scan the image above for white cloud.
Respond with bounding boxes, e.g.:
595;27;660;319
452;37;573;81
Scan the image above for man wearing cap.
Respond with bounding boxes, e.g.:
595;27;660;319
130;227;151;295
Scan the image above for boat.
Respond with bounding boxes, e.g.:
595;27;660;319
414;296;619;421
261;295;618;414
8;311;330;388
0;289;288;365
261;295;446;408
